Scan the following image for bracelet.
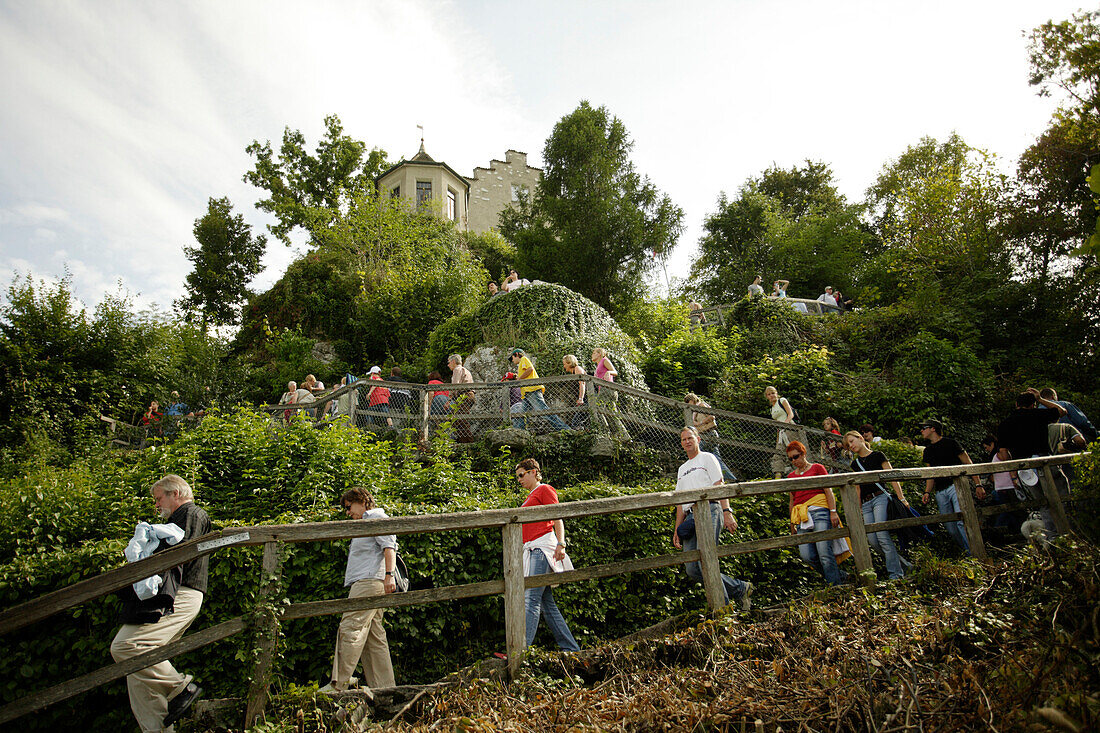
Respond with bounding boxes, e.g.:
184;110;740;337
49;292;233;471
557;540;567;547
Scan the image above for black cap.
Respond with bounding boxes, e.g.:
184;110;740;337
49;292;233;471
919;418;943;433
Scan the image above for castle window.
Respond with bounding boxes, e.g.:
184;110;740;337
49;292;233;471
416;180;432;210
391;185;400;199
447;189;457;220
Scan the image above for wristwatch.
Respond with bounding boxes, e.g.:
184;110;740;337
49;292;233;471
385;571;394;576
722;508;733;513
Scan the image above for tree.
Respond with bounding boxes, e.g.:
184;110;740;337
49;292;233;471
689;161;868;304
243;115;388;245
176;197;266;330
1027;10;1100;118
499;101;683;315
864;135;1012;307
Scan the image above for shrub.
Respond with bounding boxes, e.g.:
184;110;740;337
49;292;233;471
642;327;737;398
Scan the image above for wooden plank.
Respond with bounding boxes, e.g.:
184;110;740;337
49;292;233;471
977;500;1043;518
716;527;852;557
282;580;506;620
523;550;701;589
953;478;987;560
1039;466;1071;535
501;523;526;678
692;501;727;611
839;483;875;585
244;542;283;727
0;617;247;724
863;511;961;534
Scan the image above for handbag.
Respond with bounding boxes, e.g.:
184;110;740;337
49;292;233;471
886;496;935;548
392;553;410;592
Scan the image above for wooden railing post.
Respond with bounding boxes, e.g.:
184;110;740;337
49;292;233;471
692;500;727;611
953;477;987;560
419;389;430;444
584;377;600;432
244;541;284;727
502;523;526;677
501;385;511;427
1038;465;1071;535
838;482;874;586
682;405;693;430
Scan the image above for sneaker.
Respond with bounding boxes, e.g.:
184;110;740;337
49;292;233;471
163;683;202;727
740;582;754;612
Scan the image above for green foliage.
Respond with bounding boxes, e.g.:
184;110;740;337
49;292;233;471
244;115;389;245
459;230;517;285
422;282;645;387
641;327;736;398
236;197;485;383
690;161;869;305
616;297;692;351
175;196;266;330
499;101;684;315
0;274;242;460
1027;9;1100;116
1071;440;1100;543
725;296;814;363
714;345;835;426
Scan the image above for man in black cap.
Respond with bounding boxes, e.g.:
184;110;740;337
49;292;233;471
919;419;985;555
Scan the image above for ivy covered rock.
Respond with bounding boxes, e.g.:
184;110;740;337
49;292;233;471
425;282;647;390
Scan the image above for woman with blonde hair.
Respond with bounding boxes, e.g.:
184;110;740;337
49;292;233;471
844;430;910;580
562;354;589;429
765;386;796;477
820;417;843;462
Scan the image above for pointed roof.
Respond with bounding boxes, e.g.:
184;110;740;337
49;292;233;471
409;141;435;163
375;143;469;191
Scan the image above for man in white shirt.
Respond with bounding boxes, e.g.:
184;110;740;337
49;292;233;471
817;287;838;309
671;427;753;610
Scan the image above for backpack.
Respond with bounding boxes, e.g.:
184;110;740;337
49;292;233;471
781;397;800;425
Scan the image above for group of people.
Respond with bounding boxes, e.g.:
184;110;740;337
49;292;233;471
486;269;531;298
284;346;628;441
112;380;1093;731
743;276;852;312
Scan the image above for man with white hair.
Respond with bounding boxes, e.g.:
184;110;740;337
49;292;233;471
110;475;212;732
817;286;838;309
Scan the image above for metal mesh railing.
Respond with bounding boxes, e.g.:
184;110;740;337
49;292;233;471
258;376;845;478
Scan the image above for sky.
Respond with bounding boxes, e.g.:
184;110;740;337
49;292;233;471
0;0;1087;312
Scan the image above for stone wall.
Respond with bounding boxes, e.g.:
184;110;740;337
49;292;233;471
466;150;542;234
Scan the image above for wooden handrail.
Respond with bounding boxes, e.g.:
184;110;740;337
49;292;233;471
0;451;1081;724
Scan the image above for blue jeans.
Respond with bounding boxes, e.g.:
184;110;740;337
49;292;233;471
861;492;908;580
682;503;748;605
430;394;450;414
700;431;737;483
797;506;848;586
934;484;970;553
524;550;580;651
511;389;570;431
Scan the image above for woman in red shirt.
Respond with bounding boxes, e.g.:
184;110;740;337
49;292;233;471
516;458;580;652
786;441;849;586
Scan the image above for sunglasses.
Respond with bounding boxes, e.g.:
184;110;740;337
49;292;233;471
786;452;803;460
515;470;528;478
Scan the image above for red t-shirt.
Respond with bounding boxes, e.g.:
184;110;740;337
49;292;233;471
368;374;390;406
787;462;829;505
521;483;557;543
428;379;448;398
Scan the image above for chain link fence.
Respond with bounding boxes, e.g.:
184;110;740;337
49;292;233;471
259;375;846;478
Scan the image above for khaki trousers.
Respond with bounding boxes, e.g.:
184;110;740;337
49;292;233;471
331;578;395;690
110;587;203;733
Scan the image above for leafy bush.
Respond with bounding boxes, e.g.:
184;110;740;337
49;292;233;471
642;327;738;398
713;345;836;425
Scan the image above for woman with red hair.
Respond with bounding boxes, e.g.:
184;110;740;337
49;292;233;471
785;440;849;586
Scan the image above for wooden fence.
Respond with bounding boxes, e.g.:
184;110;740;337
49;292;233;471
0;453;1080;727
